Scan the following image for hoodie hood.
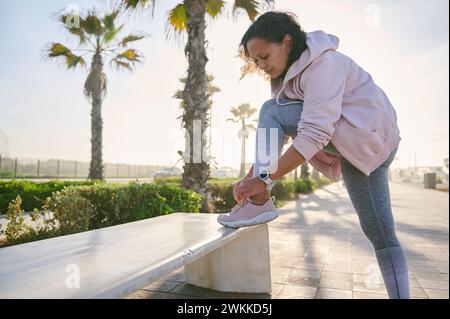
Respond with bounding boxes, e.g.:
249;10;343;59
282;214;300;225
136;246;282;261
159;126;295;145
271;30;340;98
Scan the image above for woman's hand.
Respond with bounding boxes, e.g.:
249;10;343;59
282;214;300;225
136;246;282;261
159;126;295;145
234;176;267;203
233;180;244;203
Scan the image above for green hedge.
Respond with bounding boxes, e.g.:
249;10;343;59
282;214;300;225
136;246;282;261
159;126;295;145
0;177;332;216
0;180;98;214
0;176;332;246
1;182;202;246
74;182;202;229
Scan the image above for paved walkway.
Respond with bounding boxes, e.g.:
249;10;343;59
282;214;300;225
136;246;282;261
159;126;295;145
127;182;449;299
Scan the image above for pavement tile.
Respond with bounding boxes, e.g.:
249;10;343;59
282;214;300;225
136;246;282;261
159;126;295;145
129;182;448;300
171;283;210;298
353;282;388;295
423;289;449;299
432;261;449;273
315;288;353;299
142;280;182;293
412;272;449;281
417;279;449;290
410;287;429;299
321;271;352;281
319;279;352;290
285;275;320;287
279;284;317;298
353;291;388;299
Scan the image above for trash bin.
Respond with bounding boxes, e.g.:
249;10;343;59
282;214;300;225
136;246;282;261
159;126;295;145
424;173;436;189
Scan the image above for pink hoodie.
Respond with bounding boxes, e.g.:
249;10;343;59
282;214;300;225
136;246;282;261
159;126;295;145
271;30;401;182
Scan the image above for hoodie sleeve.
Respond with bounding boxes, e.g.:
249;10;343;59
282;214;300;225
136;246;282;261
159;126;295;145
292;57;346;161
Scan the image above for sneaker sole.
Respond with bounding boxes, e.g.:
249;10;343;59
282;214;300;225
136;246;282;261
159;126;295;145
218;210;279;228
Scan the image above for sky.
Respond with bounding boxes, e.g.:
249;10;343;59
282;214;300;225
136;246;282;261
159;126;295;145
0;0;448;170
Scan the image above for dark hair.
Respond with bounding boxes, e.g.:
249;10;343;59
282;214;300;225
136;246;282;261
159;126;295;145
239;11;307;82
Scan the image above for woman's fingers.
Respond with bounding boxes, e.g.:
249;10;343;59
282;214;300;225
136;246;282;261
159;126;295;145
233;181;244;202
236;187;249;201
236;189;246;203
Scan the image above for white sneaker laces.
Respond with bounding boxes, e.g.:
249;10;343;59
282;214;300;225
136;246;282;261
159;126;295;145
230;196;276;215
230;199;249;215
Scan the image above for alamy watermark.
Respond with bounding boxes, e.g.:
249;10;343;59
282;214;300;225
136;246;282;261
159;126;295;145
170;121;280;172
63;4;81;29
365;4;381;29
365;263;382;289
65;264;80;289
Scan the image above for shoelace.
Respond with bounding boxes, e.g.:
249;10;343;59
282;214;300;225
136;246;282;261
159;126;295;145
229;196;276;215
229;199;249;215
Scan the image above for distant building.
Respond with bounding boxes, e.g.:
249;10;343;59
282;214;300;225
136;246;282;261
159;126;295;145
391;166;449;184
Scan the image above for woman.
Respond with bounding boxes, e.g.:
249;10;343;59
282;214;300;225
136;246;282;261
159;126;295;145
217;11;409;299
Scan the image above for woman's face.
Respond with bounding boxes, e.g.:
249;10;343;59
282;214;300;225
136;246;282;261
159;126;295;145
246;35;292;79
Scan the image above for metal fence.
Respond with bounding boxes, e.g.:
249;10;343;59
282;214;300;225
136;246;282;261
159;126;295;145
0;155;165;179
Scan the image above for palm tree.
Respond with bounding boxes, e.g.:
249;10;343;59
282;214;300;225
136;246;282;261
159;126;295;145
174;73;221;172
227;103;257;178
300;162;310;180
311;168;320;181
122;0;274;213
44;8;146;181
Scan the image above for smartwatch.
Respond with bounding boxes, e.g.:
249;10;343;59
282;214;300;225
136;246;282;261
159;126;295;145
259;169;275;191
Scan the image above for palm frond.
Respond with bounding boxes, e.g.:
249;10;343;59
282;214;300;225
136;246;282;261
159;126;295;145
103;10;120;31
121;0;157;17
66;53;86;69
247;108;258;117
48;43;71;57
81;11;103;35
70;27;87;46
208;85;221;95
103;24;124;43
233;0;258;21
110;48;143;71
168;3;187;32
121;34;146;46
46;43;86;69
118;48;142;61
110;59;132;70
230;108;240;119
173;90;184;100
205;0;225;18
238;103;251;114
58;13;87;45
232;0;274;21
245;123;256;131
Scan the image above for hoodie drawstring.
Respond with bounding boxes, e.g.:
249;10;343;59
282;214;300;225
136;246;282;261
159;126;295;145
275;83;302;106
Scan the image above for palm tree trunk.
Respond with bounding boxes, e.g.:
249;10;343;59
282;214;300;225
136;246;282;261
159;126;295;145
181;0;213;213
88;52;104;181
300;162;310;180
240;140;246;178
311;168;320;181
239;119;246;178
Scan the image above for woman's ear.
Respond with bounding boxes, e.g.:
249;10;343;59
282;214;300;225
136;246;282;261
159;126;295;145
283;34;293;51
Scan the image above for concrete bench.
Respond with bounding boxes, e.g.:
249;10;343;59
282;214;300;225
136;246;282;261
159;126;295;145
0;213;272;298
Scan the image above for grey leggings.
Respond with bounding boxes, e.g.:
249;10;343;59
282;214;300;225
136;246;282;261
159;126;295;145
253;98;410;298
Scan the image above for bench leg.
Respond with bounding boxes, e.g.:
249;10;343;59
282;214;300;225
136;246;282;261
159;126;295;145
184;224;272;293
